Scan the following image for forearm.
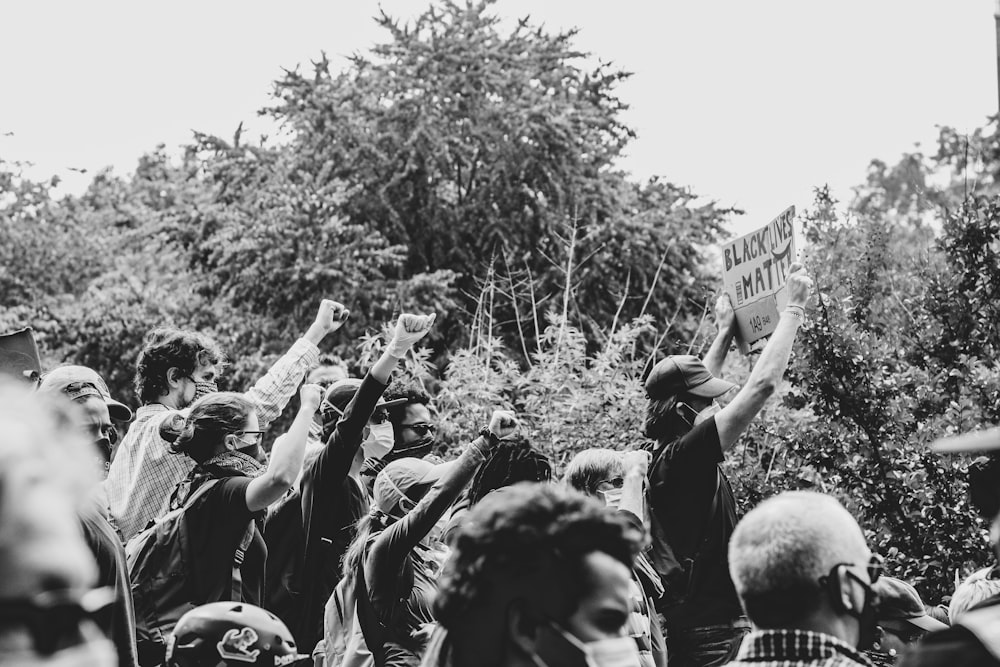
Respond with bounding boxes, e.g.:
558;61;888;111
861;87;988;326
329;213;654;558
244;338;320;427
745;311;801;390
703;328;734;378
266;407;313;485
369;349;402;386
619;469;646;522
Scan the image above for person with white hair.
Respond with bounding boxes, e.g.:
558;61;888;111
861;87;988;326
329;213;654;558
949;575;1000;625
727;491;882;667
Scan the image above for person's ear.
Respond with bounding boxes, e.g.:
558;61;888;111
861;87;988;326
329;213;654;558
167;367;186;390
506;599;541;658
829;567;859;615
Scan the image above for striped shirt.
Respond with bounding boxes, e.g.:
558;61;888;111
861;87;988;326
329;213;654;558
728;629;873;667
105;337;319;541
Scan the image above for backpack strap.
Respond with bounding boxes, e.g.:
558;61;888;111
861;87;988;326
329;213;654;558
682;467;722;594
354;554;387;667
230;520;255;602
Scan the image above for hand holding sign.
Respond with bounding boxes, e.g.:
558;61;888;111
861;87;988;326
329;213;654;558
715;293;736;335
721;206;798;350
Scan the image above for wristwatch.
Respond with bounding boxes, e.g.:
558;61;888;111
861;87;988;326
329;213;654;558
478;426;502;448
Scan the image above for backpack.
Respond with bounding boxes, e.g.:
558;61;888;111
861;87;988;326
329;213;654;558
125;478;254;661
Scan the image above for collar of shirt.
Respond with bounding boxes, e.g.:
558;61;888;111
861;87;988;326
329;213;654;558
734;629;873;666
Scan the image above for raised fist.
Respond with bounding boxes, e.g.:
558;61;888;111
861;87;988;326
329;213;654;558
487;410;518;440
300;383;323;412
785;263;814;309
314;299;350;334
387;313;436;355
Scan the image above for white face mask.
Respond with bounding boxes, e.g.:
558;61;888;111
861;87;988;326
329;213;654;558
532;623;641;667
363;422;395;460
600;488;624;509
692;401;721;426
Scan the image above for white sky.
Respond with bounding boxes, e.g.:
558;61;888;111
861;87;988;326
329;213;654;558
1;1;995;236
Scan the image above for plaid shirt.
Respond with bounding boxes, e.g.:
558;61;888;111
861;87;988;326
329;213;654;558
106;338;320;542
728;629;874;667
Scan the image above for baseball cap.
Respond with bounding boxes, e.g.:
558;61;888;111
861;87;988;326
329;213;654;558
873;576;948;632
931;426;1000;454
373;457;454;515
39;366;133;422
322;378;409;416
644;355;738;400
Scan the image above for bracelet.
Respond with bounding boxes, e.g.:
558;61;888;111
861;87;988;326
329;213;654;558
783;305;805;322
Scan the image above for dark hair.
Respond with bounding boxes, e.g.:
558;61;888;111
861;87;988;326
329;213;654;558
644;395;682;441
434;484;642;635
134;327;225;404
383;378;431;430
172;392;252;463
467;436;552;505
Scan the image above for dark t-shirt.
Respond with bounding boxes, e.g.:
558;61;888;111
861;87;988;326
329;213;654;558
80;501;139;667
647;416;742;629
185;475;267;605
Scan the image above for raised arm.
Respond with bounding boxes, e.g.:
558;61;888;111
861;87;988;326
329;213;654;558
619;449;650;525
368;411;517;579
246;383;322;512
715;264;813;452
245;299;349;428
702;294;737;378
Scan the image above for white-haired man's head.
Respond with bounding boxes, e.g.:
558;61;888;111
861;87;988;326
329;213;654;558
729;491;873;637
950;574;1000;623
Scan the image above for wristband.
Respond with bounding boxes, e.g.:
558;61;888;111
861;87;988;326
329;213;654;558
783;305;805;322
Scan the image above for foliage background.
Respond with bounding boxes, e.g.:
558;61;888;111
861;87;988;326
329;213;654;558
3;0;1000;604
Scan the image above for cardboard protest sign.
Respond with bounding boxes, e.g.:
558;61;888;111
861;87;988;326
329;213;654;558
721;206;797;350
0;327;42;384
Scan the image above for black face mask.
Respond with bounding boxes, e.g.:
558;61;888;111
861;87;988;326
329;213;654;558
849;573;881;651
385;434;436;462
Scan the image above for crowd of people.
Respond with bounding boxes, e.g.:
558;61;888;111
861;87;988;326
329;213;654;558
2;262;1000;667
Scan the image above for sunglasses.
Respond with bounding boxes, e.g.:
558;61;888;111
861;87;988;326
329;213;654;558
401;422;436;436
233;429;266;444
0;587;114;655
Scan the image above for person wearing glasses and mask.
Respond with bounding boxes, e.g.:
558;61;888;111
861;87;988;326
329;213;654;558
131;382;321;665
643;263;813;667
0;383;119;667
727;491;883;667
38;367;139;667
265;313;436;656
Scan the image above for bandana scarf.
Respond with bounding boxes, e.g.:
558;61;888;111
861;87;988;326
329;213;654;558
201;449;267;479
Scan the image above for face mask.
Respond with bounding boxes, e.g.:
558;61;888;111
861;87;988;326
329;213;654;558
193;380;218;401
363;422;395;461
600;488;623;509
387;433;436;461
532;622;641;667
847;573;880;651
692;401;720;426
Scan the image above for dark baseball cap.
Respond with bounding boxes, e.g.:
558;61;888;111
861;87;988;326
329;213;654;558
873;576;948;632
39;365;133;421
644;355;738;400
322;378;409;416
932;426;1000;454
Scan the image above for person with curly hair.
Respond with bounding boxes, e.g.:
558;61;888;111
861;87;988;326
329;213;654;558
423;483;645;667
106;299;350;542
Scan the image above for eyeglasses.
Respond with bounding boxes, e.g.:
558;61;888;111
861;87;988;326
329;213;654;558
234;430;266;445
0;587;114;655
81;421;118;446
401;422;436;436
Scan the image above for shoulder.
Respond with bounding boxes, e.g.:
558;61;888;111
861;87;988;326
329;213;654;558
901;625;998;667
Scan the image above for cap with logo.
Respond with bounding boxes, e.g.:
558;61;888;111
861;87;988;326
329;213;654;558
38;365;133;422
644;355;738;400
